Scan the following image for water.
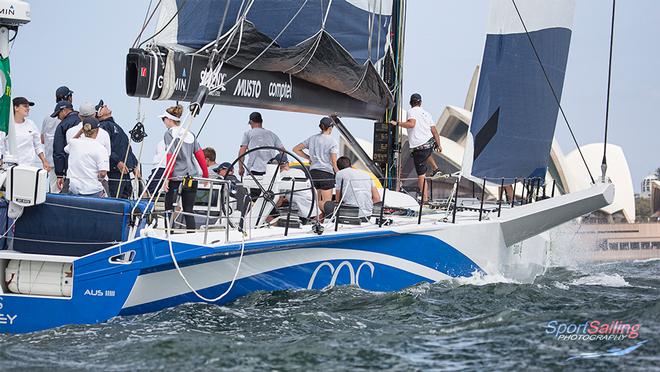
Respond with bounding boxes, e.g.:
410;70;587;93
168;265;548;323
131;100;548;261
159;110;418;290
1;259;658;370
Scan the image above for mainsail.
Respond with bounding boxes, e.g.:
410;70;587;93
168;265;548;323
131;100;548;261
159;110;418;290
127;0;394;120
462;0;576;184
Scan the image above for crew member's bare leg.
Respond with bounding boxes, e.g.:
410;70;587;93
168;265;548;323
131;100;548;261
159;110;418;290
418;174;428;203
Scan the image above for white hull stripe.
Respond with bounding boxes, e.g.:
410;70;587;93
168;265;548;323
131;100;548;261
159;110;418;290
123;248;451;308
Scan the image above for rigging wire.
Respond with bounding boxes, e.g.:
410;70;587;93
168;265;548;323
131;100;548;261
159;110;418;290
132;0;161;48
511;0;595;184
138;0;189;49
195;105;216;138
601;0;616;181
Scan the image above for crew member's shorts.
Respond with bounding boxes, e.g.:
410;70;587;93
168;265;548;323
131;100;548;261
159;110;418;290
412;147;433;176
310;169;335;190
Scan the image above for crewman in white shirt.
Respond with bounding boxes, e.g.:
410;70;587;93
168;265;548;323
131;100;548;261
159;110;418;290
10;97;51;170
390;93;442;203
64;117;109;197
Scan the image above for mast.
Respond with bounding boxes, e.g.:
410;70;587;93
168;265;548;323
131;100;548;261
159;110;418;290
380;0;406;191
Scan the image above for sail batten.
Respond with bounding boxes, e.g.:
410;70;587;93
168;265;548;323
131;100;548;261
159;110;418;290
462;0;576;184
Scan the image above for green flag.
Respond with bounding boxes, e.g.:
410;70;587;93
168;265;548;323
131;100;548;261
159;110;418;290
0;56;10;135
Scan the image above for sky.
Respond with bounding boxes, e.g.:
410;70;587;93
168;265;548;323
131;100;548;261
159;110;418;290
10;0;660;191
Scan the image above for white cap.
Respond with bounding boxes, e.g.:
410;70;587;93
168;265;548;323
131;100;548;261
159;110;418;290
79;102;96;117
158;111;180;122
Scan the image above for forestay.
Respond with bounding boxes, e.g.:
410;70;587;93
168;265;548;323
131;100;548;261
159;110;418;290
462;0;576;184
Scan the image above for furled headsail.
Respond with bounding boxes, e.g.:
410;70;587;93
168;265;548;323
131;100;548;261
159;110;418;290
462;0;576;183
126;0;394;120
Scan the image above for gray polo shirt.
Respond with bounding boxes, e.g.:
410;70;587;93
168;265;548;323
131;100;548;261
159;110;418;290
241;127;283;173
335;167;375;217
164;127;202;180
302;133;338;173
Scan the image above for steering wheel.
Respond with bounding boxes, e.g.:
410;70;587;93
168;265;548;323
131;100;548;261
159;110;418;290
225;146;317;226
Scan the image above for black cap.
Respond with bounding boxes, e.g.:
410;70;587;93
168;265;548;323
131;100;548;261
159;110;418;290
12;97;34;107
55;86;73;101
213;162;234;173
95;99;104;112
410;93;422;103
50;100;73;117
249;111;263;123
269;153;288;164
82;116;100;130
319;116;334;129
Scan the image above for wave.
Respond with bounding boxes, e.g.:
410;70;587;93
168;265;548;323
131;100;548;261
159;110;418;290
452;270;521;286
569;273;631;287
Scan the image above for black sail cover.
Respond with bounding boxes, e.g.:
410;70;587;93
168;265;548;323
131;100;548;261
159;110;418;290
126;0;394;120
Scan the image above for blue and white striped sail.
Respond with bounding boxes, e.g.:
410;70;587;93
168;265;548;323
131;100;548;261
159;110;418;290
462;0;576;184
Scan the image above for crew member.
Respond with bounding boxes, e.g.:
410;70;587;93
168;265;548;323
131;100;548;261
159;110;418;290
390;93;442;202
270;154;317;223
67;102;111;156
204;147;219;179
51;100;79;192
64;117;109;197
324;156;380;221
293;116;338;214
42;86;73;192
10;97;51;170
96;100;140;199
160;105;208;232
238;112;284;177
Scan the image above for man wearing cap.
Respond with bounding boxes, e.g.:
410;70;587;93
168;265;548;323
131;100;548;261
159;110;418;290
66;102;111;156
204;147;219;179
97;100;139;199
51;100;79;191
238;112;285;177
270;154;318;223
390;93;442;203
10;97;51;170
64;117;110;197
41;86;73;192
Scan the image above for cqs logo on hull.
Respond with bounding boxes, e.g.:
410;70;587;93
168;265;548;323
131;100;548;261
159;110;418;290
307;261;375;289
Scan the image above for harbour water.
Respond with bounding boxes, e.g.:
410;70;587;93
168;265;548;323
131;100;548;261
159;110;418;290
0;259;657;370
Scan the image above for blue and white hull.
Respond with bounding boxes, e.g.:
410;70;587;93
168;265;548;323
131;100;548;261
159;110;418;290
0;182;612;333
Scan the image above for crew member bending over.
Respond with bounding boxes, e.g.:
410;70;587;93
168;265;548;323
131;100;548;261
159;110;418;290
324;156;380;221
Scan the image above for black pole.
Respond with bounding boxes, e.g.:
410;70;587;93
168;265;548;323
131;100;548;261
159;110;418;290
479;178;486;221
601;0;616;182
535;178;541;201
551;180;556;198
498;178;504;217
418;179;426;225
452;178;459;223
335;180;344;232
472;181;475;198
379;186;387;227
511;178;518;207
521;179;527;205
284;180;295;236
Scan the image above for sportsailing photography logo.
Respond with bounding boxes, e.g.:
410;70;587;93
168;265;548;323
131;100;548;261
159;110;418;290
546;320;642;341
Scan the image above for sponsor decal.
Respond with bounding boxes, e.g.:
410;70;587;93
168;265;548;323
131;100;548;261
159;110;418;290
233;78;261;98
0;5;15;16
200;68;227;91
268;82;292;101
307;261;375;289
84;289;116;297
140;67;147;77
0;297;18;326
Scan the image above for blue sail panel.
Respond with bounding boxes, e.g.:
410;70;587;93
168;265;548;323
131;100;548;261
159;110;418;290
157;0;391;65
462;0;575;183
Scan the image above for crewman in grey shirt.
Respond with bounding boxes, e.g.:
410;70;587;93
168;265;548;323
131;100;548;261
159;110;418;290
238;112;284;176
324;156;381;219
294;116;339;214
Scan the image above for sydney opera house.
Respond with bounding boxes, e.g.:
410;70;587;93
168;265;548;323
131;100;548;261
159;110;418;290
342;67;635;223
